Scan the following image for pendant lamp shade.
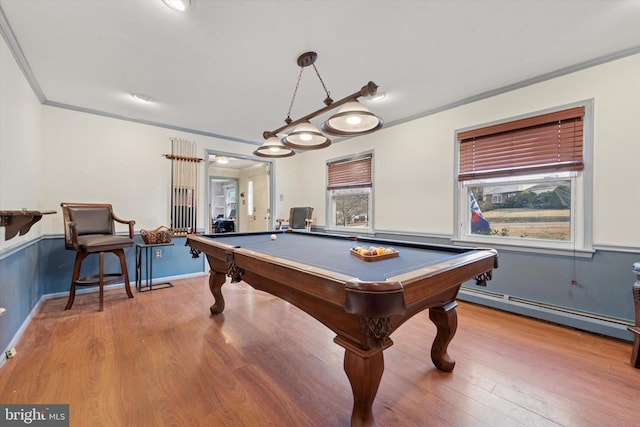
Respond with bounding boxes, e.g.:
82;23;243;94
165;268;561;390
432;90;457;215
254;136;295;158
282;121;331;150
322;101;384;136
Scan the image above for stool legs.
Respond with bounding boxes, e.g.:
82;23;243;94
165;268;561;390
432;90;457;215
115;249;134;300
65;252;89;310
631;334;640;368
98;252;105;312
65;250;133;311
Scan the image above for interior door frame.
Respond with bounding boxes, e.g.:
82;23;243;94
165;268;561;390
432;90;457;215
204;148;275;233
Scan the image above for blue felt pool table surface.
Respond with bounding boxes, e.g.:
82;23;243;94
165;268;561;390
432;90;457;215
199;231;476;282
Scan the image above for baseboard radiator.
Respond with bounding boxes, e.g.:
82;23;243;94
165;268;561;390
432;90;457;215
458;287;634;341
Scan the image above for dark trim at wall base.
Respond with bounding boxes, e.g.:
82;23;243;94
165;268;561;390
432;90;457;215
459;287;633;341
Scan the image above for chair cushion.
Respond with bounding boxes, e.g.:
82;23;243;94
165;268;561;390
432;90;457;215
69;207;114;235
291;207;312;229
76;234;133;252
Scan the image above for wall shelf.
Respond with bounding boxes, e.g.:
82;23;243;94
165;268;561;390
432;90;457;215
0;210;56;240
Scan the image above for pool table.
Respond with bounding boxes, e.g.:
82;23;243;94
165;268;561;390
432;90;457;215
187;230;497;427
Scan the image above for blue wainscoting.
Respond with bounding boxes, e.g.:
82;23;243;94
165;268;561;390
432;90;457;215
38;236;205;294
0;235;205;361
0;242;42;360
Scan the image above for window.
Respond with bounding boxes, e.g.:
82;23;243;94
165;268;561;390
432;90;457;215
455;103;592;252
326;153;373;233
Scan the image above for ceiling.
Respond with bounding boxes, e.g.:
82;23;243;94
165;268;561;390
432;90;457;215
1;0;640;149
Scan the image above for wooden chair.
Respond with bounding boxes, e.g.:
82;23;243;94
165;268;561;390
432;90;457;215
61;203;135;311
276;207;313;232
629;262;640;368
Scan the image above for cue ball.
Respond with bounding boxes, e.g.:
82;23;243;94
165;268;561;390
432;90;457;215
270;234;277;240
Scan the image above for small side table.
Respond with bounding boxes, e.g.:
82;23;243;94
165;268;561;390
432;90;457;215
135;243;174;292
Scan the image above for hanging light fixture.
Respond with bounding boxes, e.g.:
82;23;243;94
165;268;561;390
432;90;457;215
322;100;384;136
282;121;330;150
253;52;383;158
254;136;295;158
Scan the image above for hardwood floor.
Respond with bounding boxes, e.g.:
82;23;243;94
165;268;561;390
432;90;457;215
0;276;637;427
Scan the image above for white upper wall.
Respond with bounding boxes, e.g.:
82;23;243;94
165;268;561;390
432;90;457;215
0;36;44;249
40;107;258;235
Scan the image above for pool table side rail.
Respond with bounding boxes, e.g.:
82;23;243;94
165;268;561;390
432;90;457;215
379;248;496;283
355;235;489;254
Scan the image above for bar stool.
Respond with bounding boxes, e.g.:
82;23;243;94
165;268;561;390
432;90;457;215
61;203;135;311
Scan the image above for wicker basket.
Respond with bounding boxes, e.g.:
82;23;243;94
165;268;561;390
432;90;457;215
140;225;174;244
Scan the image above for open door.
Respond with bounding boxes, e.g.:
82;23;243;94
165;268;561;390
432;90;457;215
247;164;271;232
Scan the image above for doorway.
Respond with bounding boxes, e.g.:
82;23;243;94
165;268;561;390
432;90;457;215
205;150;274;234
210;177;238;233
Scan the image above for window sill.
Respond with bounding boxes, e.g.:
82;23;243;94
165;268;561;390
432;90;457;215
452;237;595;258
325;227;375;237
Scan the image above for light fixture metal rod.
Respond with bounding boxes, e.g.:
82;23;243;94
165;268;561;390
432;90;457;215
263;81;378;140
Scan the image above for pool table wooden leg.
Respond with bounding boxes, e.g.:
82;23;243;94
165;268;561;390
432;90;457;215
629;326;640;368
428;300;458;372
208;270;226;314
343;346;384;427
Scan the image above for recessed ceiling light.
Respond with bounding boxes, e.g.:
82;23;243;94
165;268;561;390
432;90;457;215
132;93;152;103
162;0;190;12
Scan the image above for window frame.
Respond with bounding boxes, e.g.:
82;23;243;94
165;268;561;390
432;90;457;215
453;100;594;256
325;151;374;234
